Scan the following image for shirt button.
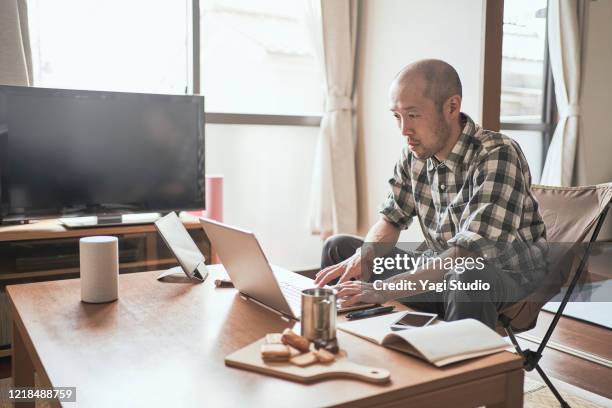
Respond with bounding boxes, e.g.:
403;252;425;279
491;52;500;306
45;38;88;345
440;184;446;190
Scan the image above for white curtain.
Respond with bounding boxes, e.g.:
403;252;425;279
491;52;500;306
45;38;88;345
305;0;359;238
0;0;32;86
541;0;582;186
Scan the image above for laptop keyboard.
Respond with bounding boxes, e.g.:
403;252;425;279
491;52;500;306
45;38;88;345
278;281;303;309
279;281;303;300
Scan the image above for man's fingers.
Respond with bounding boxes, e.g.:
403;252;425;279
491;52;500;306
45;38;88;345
337;271;352;285
339;293;362;307
335;280;364;289
336;286;361;298
314;265;333;281
337;264;360;284
315;264;343;287
336;282;367;298
314;265;336;283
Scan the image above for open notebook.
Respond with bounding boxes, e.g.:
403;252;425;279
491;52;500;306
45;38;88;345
338;312;509;367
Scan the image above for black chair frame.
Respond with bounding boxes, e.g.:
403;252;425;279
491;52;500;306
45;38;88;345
500;204;610;408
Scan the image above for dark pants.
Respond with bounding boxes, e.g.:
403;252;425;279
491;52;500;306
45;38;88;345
321;234;531;329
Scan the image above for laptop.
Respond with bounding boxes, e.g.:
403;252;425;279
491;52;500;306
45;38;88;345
154;212;209;282
199;218;373;320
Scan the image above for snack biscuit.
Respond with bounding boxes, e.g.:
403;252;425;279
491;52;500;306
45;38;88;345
260;343;291;362
281;329;311;352
289;351;318;367
313;348;335;363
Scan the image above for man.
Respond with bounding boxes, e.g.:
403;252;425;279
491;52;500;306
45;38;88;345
315;59;547;329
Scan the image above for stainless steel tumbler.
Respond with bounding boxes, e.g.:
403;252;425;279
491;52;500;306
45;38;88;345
300;288;337;342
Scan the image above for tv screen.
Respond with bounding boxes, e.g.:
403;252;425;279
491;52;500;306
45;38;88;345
0;86;205;221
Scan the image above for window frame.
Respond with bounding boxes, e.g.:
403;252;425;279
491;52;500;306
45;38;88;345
499;0;556;171
190;0;322;127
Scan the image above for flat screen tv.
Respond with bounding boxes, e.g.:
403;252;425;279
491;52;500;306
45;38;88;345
0;85;205;224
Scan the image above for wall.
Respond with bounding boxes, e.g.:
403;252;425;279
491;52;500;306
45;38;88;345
205;124;323;270
355;0;486;240
577;0;612;238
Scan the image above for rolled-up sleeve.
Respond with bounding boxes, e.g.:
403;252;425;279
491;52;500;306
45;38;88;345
448;145;526;259
379;147;416;230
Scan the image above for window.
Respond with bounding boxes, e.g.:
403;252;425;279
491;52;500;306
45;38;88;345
199;0;324;115
27;0;324;119
500;0;554;183
27;0;191;94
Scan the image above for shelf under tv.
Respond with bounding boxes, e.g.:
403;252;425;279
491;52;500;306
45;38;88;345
0;258;177;283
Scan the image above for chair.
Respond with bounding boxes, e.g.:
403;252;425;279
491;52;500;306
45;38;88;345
497;183;612;408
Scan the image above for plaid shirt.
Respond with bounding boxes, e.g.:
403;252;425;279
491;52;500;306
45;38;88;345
380;113;547;281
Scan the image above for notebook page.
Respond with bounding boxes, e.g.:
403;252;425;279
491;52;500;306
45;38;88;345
382;319;509;364
337;312;407;344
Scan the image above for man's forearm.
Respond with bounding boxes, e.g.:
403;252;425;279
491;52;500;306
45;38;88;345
361;217;402;260
377;246;465;299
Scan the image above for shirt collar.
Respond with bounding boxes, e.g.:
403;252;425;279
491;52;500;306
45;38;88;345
427;113;476;173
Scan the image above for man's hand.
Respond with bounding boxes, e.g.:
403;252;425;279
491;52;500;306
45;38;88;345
315;251;368;287
315;217;400;287
335;281;388;306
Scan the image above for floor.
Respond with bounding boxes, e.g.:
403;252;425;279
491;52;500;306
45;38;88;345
519;310;611;399
0;311;609;401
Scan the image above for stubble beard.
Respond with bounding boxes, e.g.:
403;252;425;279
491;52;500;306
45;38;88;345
432;113;452;158
414;113;451;160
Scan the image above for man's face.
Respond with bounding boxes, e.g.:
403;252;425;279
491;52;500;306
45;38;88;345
389;78;452;160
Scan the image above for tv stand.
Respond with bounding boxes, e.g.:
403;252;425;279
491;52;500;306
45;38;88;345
60;213;162;229
0;219;33;226
0;212;211;355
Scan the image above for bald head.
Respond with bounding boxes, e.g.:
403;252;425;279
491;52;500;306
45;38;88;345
393;59;462;112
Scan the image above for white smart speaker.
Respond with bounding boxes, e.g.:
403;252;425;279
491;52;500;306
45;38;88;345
79;236;119;303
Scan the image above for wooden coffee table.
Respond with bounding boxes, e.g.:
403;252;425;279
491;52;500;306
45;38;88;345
7;266;524;407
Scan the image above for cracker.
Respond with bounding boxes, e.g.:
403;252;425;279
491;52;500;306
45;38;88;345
289;351;318;367
313;348;335;363
260;343;290;362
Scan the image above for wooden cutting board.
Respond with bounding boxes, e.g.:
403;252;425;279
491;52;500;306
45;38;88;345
225;338;390;384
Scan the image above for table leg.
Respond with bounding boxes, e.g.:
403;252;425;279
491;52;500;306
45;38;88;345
488;369;524;408
12;319;35;408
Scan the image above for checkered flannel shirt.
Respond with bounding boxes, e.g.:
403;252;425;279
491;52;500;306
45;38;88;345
380;113;547;282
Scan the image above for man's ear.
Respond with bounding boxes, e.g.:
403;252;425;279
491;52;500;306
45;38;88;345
446;95;462;117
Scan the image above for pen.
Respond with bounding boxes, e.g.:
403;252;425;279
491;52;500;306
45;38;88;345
346;306;395;320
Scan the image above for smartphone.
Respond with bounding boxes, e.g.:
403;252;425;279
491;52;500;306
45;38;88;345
390;311;437;331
